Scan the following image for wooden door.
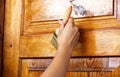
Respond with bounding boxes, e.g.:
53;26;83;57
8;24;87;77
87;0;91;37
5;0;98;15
3;0;120;77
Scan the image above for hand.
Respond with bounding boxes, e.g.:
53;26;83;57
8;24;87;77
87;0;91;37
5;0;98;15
57;18;80;52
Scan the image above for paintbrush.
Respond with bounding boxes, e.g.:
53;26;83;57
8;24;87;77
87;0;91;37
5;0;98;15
51;6;72;49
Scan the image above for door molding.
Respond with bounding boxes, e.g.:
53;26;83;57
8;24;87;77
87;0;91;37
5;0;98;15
20;0;120;35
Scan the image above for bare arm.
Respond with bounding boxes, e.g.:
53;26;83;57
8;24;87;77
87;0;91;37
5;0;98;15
40;18;80;77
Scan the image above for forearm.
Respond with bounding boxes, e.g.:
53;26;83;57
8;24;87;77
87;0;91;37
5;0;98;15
40;17;79;77
40;48;72;77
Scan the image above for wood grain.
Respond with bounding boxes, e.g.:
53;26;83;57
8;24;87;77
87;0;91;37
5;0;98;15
29;58;112;72
22;0;116;35
117;0;120;21
0;40;2;76
3;0;120;77
3;0;22;77
0;0;4;76
20;29;120;57
24;0;113;21
21;58;120;77
23;16;120;35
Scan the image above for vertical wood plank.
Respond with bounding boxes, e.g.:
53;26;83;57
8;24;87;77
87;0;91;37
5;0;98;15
21;60;29;77
0;15;1;77
3;0;22;77
117;0;120;21
0;0;5;76
0;1;2;76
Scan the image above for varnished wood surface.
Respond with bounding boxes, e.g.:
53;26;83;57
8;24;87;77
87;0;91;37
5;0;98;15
19;0;120;56
23;16;120;35
20;29;120;57
25;0;113;21
22;0;117;35
21;58;119;72
0;40;2;77
23;69;120;77
3;0;120;77
3;0;22;77
0;0;4;76
21;58;120;77
117;0;120;21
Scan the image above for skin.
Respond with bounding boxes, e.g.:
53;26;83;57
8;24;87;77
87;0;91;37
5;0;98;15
40;18;80;77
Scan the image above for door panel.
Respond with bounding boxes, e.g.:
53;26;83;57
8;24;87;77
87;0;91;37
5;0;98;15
23;70;120;77
21;58;120;77
20;29;120;57
25;0;113;21
20;0;120;56
22;0;118;35
20;0;120;77
21;58;115;72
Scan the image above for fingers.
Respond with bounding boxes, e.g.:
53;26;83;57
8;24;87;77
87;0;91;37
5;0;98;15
57;17;80;51
58;19;65;30
70;30;80;50
58;17;74;35
64;17;79;43
72;31;80;46
68;17;74;26
58;19;65;35
65;17;75;29
71;27;79;43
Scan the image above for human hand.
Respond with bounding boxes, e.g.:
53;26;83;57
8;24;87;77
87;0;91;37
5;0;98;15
57;18;80;52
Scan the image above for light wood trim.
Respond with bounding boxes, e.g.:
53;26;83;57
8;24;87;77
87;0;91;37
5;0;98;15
21;58;120;77
23;17;120;35
3;0;22;77
21;60;29;77
117;0;120;21
21;58;115;72
0;40;2;76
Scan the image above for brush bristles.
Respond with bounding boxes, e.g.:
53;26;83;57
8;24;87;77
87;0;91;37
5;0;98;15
51;32;58;49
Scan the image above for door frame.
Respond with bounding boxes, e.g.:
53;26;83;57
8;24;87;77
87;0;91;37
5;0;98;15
3;0;22;77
